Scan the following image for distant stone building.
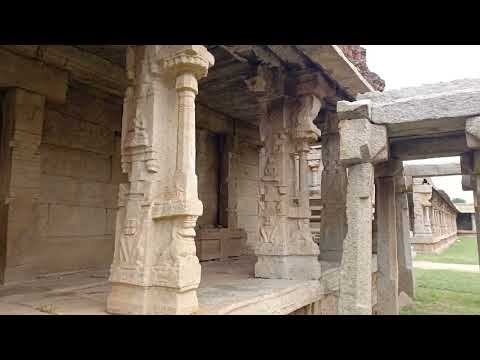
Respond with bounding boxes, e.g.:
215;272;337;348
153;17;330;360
409;177;459;253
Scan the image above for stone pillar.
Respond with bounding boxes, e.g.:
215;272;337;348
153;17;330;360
319;112;347;263
0;89;46;284
375;161;401;315
474;184;480;268
461;149;480;269
255;95;322;280
336;100;388;315
107;45;214;315
395;176;415;299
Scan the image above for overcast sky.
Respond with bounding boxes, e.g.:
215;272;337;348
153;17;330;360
362;45;480;203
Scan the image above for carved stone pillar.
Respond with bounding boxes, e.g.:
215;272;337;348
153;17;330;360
107;45;214;315
336;99;388;315
319;112;347;263
255;95;322;280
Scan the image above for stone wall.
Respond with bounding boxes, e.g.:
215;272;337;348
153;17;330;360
2;85;124;283
196;129;220;228
232;142;260;255
195;104;260;256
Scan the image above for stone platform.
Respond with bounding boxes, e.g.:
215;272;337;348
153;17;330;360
0;257;347;315
412;233;458;254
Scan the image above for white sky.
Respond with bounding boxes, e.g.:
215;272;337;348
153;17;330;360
362;45;480;203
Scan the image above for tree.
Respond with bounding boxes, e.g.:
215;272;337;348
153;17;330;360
452;198;466;204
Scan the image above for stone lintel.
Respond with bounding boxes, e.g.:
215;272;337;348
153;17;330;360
358;79;480;137
404;163;462;177
0;48;68;103
296;45;375;97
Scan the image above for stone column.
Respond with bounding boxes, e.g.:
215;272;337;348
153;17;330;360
461;145;480;268
107;45;214;315
255;95;322;280
375;161;402;315
336;100;388;315
0;89;46;284
319;112;347;263
395;176;415;299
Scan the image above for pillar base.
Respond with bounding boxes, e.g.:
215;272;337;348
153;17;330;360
398;268;415;299
107;283;199;315
255;255;321;280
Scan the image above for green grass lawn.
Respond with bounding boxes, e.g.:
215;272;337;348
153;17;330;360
415;235;479;265
401;269;480;315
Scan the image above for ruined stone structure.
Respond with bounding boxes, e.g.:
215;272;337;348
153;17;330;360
1;44;479;316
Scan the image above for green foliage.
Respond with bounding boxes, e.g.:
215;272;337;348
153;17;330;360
452;197;466;203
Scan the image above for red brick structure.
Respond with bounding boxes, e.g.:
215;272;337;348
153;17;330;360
339;45;385;92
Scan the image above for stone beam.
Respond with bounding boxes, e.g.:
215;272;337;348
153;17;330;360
296;45;374;97
0;48;68;103
390;134;467;160
1;45;127;98
358;79;480;138
404;163;462;177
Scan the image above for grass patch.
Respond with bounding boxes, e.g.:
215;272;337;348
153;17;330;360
401;268;480;315
415;236;479;265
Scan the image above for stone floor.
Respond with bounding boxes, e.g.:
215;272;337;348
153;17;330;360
0;257;339;315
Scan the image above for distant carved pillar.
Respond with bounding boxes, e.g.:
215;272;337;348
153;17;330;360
319;112;347;263
0;89;46;284
395;175;415;299
375;161;401;315
107;45;214;315
255;95;322;280
336;100;388;315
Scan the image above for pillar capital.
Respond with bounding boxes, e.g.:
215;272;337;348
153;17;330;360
337;100;388;166
155;45;215;80
293;94;322;144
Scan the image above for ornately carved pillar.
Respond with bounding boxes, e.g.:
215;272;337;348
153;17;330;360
107;45;214;315
336;100;388;315
255;95;322;280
